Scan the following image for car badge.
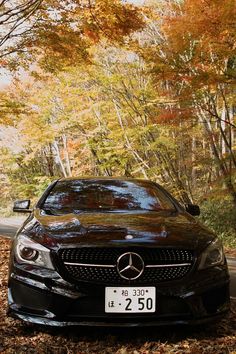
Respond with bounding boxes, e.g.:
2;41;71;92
117;252;144;280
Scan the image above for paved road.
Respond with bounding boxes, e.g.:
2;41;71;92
0;223;19;238
0;217;25;238
0;219;235;298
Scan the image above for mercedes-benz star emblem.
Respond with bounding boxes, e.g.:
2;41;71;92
117;252;144;280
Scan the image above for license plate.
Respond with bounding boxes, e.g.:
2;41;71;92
105;287;156;313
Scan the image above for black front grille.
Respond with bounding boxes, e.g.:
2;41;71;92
59;247;193;265
57;247;194;285
64;264;191;284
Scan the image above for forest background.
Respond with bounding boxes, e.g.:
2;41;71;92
0;0;235;248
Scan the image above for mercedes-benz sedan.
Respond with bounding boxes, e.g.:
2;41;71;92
8;177;230;326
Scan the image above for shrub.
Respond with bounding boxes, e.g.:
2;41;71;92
199;198;236;248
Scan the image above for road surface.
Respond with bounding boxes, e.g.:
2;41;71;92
0;223;19;238
0;217;25;238
0;217;235;299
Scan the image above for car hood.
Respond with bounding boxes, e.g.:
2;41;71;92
20;208;215;252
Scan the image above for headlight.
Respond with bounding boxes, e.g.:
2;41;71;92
198;238;224;270
15;234;54;270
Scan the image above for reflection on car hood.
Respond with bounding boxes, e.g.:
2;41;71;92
20;208;215;251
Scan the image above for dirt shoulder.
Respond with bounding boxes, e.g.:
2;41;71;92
0;237;236;354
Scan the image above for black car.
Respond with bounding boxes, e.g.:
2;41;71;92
8;177;230;327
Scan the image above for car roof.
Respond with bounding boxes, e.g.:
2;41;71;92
58;177;153;184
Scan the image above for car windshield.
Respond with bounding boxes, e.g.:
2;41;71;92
41;180;176;214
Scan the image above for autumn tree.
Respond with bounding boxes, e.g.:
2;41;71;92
0;44;199;205
0;0;43;59
0;0;144;127
140;0;236;206
0;0;144;70
0;0;235;240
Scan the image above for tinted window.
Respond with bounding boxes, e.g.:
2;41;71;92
42;180;175;213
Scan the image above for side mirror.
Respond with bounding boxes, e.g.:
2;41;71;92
13;200;32;213
185;204;200;216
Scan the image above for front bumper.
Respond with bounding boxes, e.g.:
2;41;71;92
10;310;229;327
8;262;230;327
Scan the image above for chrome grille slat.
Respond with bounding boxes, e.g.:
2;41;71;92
64;262;116;268
145;263;191;268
